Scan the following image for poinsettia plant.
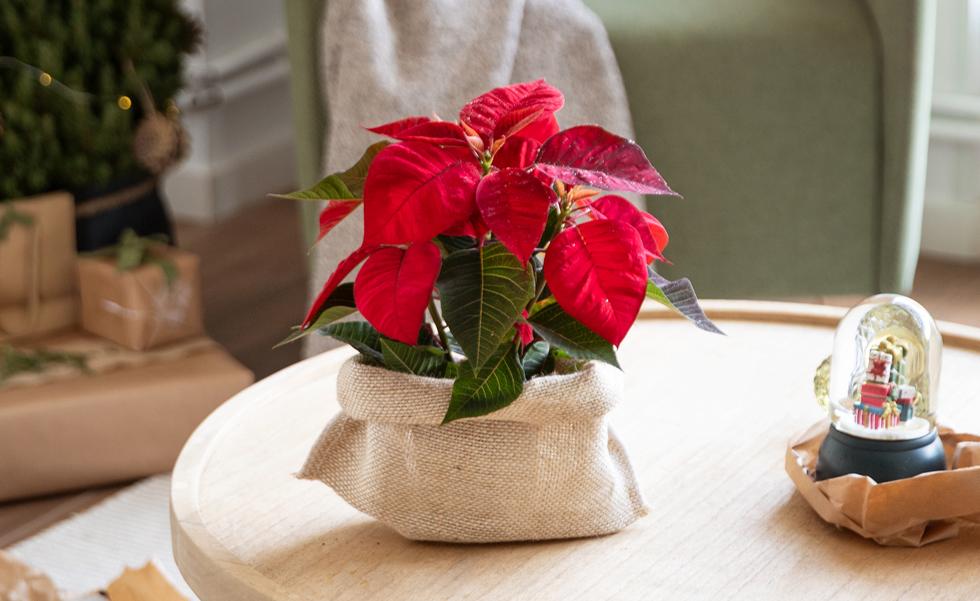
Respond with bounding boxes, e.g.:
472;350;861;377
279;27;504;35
279;80;720;423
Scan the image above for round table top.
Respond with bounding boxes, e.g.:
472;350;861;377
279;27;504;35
171;301;980;601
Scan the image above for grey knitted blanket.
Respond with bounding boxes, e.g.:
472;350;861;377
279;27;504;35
307;0;634;357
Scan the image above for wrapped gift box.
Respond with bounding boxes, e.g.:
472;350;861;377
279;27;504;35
0;192;78;340
860;382;891;407
77;247;204;351
0;336;252;502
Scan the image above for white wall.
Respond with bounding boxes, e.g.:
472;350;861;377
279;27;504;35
162;0;296;222
922;0;980;260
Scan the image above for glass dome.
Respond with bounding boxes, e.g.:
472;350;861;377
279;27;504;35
824;294;942;440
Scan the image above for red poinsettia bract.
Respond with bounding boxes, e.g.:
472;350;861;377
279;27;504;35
284;79;710;422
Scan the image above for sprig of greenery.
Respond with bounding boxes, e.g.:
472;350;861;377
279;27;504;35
0;345;89;383
0;203;34;241
83;228;178;287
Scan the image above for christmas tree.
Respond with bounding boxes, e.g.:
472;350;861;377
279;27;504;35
0;1;200;199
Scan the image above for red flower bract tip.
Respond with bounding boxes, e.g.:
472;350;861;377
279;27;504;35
534;125;678;196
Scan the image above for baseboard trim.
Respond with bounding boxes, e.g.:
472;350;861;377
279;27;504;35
920;197;980;261
163;132;296;223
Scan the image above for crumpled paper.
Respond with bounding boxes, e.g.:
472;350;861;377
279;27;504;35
786;420;980;546
0;555;185;601
105;563;187;601
0;551;60;601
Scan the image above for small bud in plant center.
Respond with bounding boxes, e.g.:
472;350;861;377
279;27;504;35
567;186;599;205
554;180;566;198
467;134;485;154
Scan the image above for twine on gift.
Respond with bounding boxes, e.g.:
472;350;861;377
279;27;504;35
98;277;193;348
74;179;157;218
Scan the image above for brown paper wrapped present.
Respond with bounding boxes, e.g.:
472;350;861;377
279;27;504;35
0;333;252;502
0;192;78;341
786;420;980;546
77;247;203;351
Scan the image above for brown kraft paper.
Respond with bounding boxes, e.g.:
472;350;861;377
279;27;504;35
0;341;253;502
0;333;216;391
77;248;203;351
786;420;980;546
0;192;78;340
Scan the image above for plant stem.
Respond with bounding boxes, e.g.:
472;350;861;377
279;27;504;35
428;298;454;361
531;269;547;305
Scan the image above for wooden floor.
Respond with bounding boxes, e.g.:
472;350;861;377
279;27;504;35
1;199;978;549
175;200;309;380
175;199;980;378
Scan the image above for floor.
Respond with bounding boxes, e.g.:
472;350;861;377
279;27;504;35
175;199;309;380
1;199;979;548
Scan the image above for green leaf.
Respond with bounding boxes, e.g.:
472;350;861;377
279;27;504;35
275;283;357;347
443;342;524;423
444;361;460;379
320;321;384;362
380;337;447;377
276;306;356;348
115;229;147;271
528;302;620;368
437;243;534;368
271;141;390;201
647;269;724;335
522;341;551;379
337;141;390;196
271;173;355;202
436;235;477;253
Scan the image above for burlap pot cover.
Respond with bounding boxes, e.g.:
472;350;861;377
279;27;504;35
300;357;647;543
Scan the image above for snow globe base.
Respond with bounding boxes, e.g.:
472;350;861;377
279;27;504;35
815;424;946;483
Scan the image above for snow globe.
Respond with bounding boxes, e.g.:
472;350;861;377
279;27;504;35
814;294;946;482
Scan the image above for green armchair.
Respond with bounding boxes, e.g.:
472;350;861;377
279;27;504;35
284;0;934;297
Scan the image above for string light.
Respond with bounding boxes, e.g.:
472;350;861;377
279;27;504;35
0;56;169;114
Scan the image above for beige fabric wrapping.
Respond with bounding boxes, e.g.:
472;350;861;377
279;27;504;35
306;0;635;357
300;357;647;543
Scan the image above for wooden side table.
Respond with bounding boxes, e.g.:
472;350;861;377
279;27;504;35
171;301;980;601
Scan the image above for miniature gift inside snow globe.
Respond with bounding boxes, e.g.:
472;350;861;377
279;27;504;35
815;294;947;482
